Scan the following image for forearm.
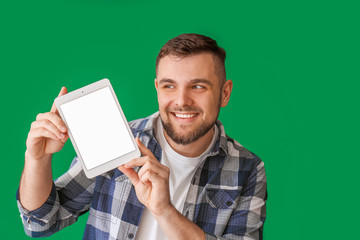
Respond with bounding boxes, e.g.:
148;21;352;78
19;150;53;211
155;206;205;240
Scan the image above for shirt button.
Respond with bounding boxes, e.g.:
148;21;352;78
226;201;233;207
128;233;134;239
108;171;114;177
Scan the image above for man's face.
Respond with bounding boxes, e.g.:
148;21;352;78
155;53;231;145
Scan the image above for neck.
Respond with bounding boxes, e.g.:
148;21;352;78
163;126;215;158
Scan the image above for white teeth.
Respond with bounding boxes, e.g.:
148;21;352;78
175;113;196;118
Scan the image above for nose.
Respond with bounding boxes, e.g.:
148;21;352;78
175;87;193;107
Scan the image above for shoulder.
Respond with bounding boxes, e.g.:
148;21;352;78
216;120;263;170
224;134;263;170
227;136;262;163
219;134;266;190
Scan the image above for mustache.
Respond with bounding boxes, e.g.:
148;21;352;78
167;106;203;113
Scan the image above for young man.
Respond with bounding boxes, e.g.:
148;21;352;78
17;33;267;239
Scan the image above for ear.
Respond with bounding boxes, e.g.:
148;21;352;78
155;78;158;91
220;79;233;107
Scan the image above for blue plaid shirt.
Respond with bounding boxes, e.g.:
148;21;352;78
17;112;267;239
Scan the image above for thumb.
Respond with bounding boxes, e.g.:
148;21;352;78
51;87;68;113
136;138;152;156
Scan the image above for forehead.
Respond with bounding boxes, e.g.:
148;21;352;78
156;53;218;83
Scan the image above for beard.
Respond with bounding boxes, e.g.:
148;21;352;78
160;104;220;145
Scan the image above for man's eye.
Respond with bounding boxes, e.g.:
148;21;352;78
163;85;175;89
193;85;205;89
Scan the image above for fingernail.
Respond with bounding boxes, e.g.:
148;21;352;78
60;133;65;139
61;126;67;132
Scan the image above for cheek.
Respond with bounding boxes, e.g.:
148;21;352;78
203;96;220;115
204;94;219;106
157;95;170;110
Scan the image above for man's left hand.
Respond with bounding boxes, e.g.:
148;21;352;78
118;138;172;217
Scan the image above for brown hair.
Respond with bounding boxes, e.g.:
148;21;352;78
155;33;226;82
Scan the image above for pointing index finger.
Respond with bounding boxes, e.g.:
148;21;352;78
136;138;152;156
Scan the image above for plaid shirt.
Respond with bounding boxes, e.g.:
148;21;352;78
17;112;267;240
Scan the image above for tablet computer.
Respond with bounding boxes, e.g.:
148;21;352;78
54;78;140;178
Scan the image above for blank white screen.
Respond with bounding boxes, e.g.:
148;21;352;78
60;87;135;170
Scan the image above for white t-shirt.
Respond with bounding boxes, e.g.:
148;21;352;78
135;117;218;240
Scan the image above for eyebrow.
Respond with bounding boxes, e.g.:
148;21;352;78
190;79;213;86
158;78;176;85
158;78;213;86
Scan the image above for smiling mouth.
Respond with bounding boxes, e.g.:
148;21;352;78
172;112;199;119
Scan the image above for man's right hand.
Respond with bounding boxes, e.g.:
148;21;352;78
25;87;69;161
20;87;69;211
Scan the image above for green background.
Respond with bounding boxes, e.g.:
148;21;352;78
1;0;359;239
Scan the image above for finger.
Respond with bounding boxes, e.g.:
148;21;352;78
124;156;147;168
136;138;153;157
137;161;169;180
124;154;161;169
36;112;67;133
31;120;67;140
50;87;68;114
140;169;166;186
28;127;62;142
139;170;152;184
118;165;140;186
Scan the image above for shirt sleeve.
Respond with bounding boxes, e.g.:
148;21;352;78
16;157;95;238
204;159;267;240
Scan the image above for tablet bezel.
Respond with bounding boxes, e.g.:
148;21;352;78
54;78;140;178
